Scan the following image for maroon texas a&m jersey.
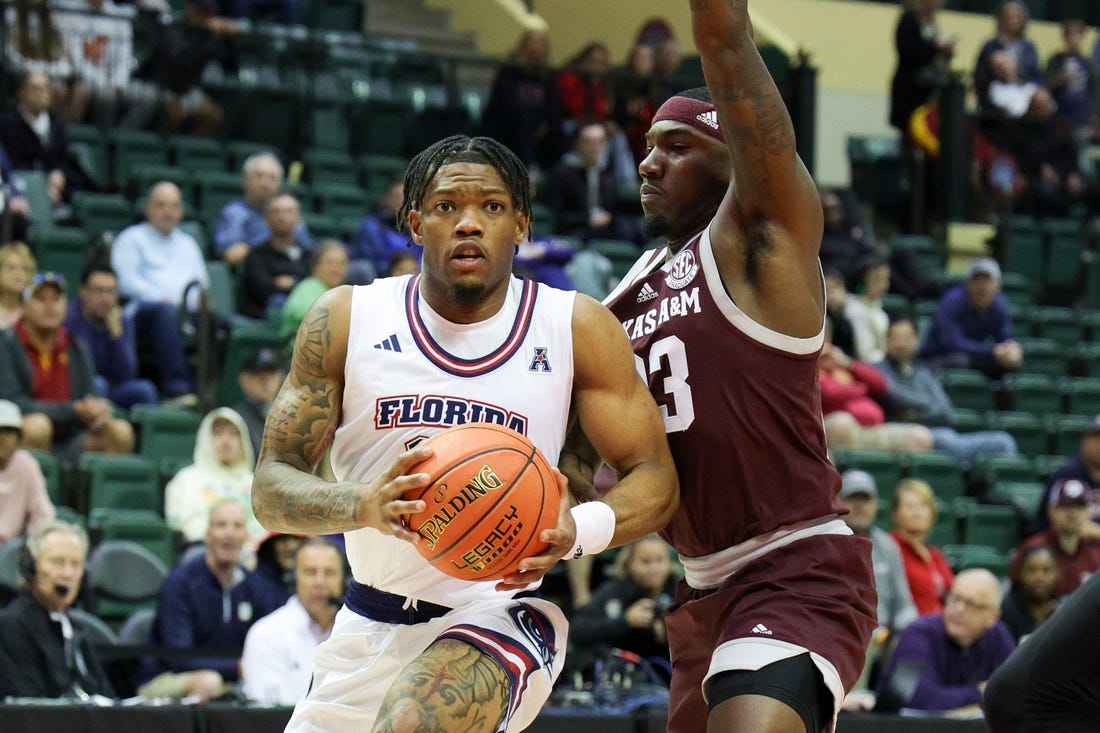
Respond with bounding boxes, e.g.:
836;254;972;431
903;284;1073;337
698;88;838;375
605;225;846;558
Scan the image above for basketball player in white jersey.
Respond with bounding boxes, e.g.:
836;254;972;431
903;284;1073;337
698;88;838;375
252;134;678;733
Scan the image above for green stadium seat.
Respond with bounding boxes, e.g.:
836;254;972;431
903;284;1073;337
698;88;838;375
11;170;53;235
880;293;912;321
947;408;987;434
847;135;905;218
35;227;91;287
904;452;967;502
353;101;411;156
170;135;228;173
1046;414;1094;456
999;272;1035;307
1070;342;1100;378
28;448;62;506
1062;377;1100;417
889;234;944;278
196;171;245;225
313;183;368;219
308;0;363;31
133;406;202;467
970;454;1037;488
941;544;1011;577
358;153;408;194
1001;372;1058;414
85;539;168;624
303;148;359;186
71;192;135;237
236;88;300;158
1002;231;1044;283
960;503;1021;554
988;480;1045;525
937;369;995;413
832;447;904;494
1029;306;1082;348
89;509;177;570
179;220;212;259
302;212;344;240
204;261;238;318
108;129;169;189
66;125;110;190
1017;338;1069;379
218;321;286;405
1034;454;1069;481
928;498;960;547
989;411;1048;459
307;104;352;153
1040;218;1083;293
79;453;161;515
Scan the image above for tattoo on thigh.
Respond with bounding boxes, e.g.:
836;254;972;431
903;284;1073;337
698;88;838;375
372;640;510;733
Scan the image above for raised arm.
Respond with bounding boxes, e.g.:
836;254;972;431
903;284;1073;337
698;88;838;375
251;286;429;537
569;295;678;546
693;0;824;333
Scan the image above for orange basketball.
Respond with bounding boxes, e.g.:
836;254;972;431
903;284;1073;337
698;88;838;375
403;422;561;582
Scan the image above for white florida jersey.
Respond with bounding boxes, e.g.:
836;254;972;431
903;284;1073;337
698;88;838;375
330;274;576;608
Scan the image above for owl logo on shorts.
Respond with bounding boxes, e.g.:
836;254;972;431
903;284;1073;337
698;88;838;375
508;603;558;668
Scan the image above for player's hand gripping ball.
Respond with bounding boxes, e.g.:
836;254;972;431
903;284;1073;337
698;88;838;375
403;422;561;581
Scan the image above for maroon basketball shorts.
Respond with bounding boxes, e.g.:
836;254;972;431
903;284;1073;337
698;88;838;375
664;533;877;733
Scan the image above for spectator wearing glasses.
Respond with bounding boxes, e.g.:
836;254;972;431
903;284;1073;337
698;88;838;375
874;568;1015;713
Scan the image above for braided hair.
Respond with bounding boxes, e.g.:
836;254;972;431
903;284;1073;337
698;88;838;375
398;135;532;240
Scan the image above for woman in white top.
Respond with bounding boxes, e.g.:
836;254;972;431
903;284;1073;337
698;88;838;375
845;257;892;364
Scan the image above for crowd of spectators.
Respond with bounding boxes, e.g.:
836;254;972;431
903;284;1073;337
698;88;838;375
2;2;1100;723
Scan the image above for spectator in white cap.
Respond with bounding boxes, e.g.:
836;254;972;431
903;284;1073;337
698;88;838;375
918;256;1023;378
838;469;919;711
0;399;55;546
1009;478;1100;598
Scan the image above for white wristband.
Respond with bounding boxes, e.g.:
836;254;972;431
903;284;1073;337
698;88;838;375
566;501;616;559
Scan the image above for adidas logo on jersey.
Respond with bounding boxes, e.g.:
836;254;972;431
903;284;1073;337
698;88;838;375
373;334;401;352
696;110;719;130
751;623;773;636
636;282;658;302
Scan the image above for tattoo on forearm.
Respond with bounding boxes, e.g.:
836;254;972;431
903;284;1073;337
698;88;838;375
373;640;509;733
256;301;356;533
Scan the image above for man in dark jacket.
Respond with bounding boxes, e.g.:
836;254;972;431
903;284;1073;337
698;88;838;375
238;193;309;319
0;521;115;699
541;121;639;243
0;70;89;207
0;272;133;459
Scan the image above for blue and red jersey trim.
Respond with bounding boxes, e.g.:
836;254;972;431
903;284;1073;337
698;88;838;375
405;276;538;377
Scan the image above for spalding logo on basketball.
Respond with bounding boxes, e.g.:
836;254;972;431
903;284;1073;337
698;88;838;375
404;422;561;581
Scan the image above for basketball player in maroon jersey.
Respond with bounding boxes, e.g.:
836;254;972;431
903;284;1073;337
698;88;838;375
588;2;878;731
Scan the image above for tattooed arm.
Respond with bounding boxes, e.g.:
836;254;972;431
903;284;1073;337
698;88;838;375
691;0;826;337
252;286;430;537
